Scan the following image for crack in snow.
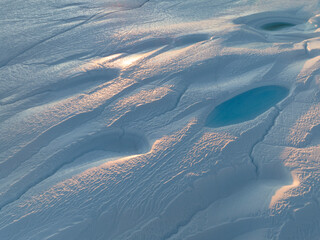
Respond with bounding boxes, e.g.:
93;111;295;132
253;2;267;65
249;106;281;177
0;0;152;70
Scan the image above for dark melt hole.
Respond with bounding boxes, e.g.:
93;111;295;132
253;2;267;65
206;85;289;128
261;22;296;31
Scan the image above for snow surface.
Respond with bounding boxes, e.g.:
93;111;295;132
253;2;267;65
1;0;320;239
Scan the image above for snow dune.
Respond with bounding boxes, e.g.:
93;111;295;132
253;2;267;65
1;0;320;239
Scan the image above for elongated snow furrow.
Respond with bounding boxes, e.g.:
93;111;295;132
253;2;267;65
0;13;99;70
0;68;119;106
0;83;187;212
0;80;136;177
0;130;149;212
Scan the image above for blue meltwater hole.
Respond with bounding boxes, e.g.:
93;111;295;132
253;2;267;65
206;85;289;128
261;22;296;31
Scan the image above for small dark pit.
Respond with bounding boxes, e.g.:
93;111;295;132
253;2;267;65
261;22;296;31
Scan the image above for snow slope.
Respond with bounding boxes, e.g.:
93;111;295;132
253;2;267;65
1;0;320;239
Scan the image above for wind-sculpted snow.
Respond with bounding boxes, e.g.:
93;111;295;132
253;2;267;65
1;0;320;239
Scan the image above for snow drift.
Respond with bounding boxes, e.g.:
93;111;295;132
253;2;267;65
1;0;320;239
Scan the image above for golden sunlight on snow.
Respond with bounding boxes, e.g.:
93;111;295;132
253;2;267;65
269;171;300;208
288;103;320;146
78;47;163;73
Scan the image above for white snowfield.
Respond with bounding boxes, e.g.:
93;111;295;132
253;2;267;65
1;0;320;239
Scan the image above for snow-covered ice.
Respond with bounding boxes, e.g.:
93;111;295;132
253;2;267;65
1;0;320;239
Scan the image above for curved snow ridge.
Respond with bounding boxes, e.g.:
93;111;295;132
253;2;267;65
103;84;187;127
0;30;211;155
0;84;187;210
0;79;186;212
0;67;120;106
0;78;136;173
0;121;239;240
0;129;150;211
0;120;200;239
270;146;320;239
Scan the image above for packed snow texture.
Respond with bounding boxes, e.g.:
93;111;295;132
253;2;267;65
1;0;320;239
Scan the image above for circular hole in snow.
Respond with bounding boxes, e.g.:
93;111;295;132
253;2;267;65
260;22;296;31
233;12;307;32
206;85;289;128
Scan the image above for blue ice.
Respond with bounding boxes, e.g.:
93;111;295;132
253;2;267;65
206;85;289;127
